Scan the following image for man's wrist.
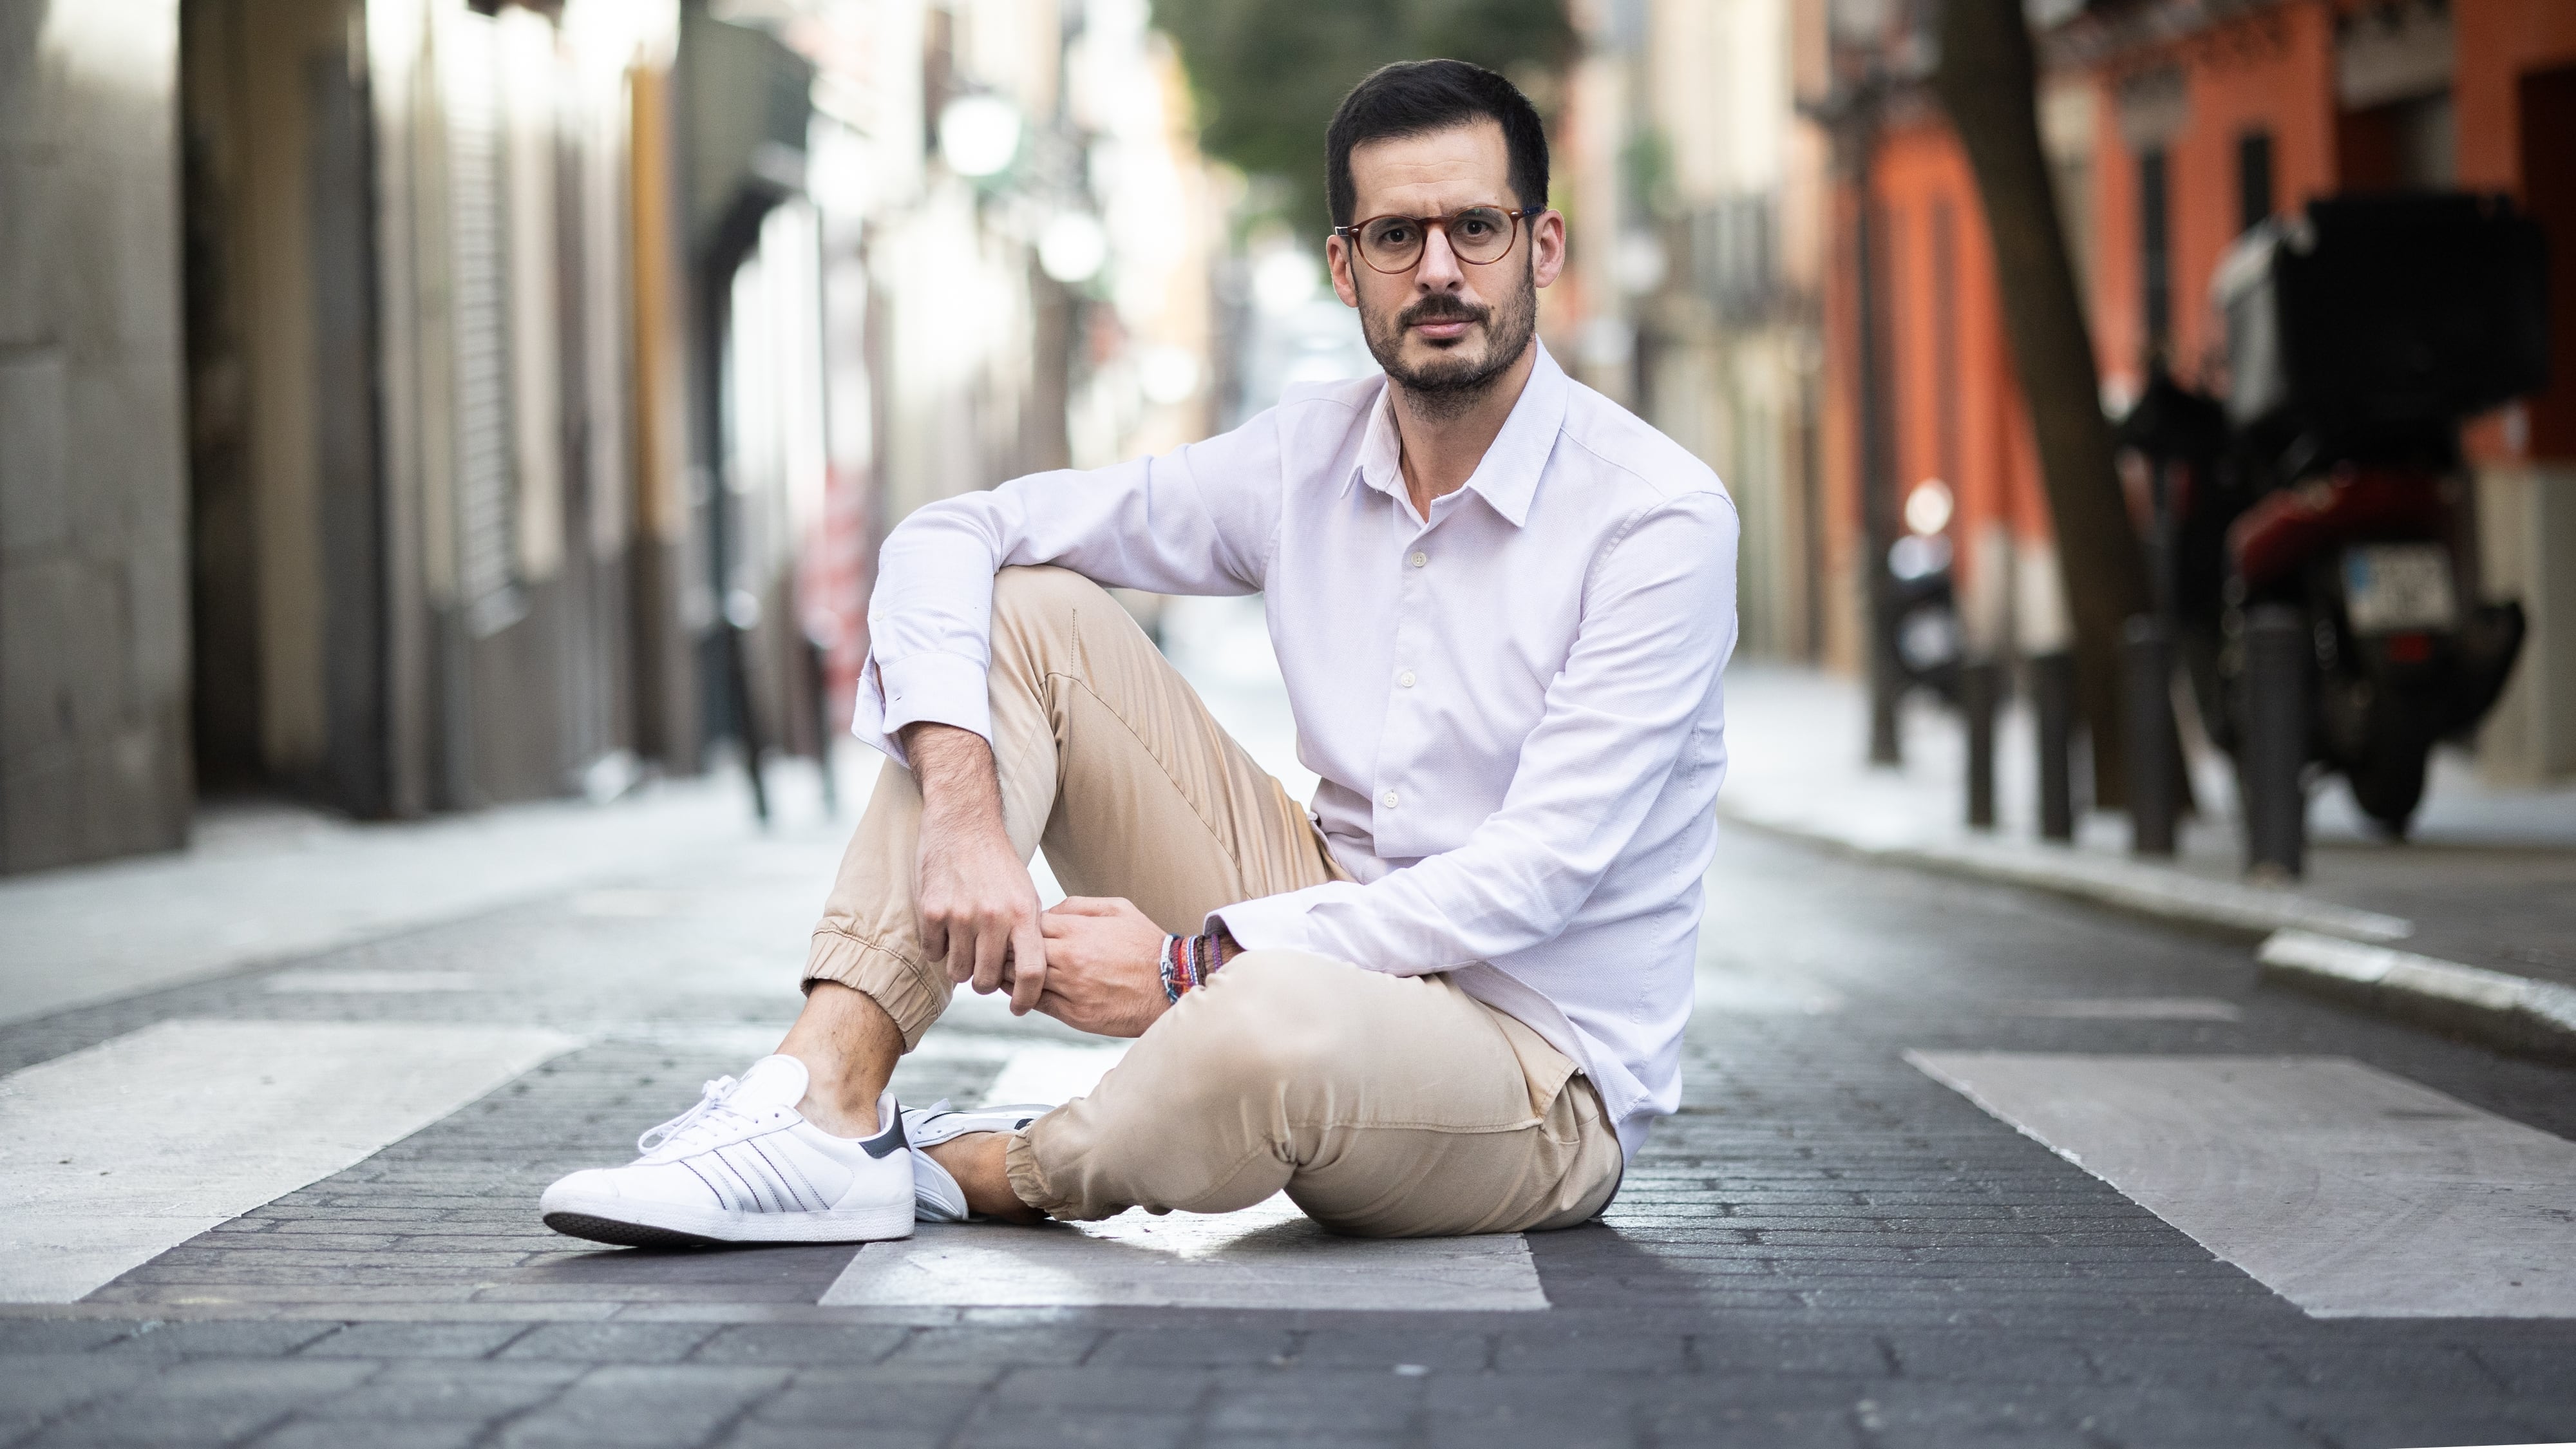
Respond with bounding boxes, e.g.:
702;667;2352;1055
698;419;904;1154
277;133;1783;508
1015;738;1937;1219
1159;927;1238;1002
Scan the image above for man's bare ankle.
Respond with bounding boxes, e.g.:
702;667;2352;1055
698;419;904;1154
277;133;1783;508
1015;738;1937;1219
925;1133;1043;1224
790;1068;881;1139
777;981;902;1139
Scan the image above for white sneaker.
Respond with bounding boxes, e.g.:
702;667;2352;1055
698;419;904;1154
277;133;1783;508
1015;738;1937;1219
900;1101;1051;1222
540;1056;914;1247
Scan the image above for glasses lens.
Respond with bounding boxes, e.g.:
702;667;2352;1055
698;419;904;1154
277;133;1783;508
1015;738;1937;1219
1360;216;1422;270
1449;208;1515;263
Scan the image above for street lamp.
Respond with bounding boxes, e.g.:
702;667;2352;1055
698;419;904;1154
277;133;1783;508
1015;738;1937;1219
1038;211;1108;284
938;93;1022;179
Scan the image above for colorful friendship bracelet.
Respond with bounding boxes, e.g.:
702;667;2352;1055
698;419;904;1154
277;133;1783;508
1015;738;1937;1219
1157;929;1227;1003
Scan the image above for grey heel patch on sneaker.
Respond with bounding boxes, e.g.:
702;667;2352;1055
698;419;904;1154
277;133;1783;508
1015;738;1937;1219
860;1103;908;1159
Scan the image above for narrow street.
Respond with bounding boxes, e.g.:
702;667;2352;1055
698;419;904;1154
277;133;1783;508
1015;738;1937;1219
3;718;2571;1446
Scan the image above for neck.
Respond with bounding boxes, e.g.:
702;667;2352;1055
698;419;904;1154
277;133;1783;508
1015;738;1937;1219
1389;341;1538;519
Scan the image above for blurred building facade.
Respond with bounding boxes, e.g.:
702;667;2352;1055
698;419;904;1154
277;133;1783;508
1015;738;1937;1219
0;0;1217;876
1552;0;1835;664
1817;0;2576;783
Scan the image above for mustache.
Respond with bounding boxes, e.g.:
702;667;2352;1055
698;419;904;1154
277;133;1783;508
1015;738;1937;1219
1398;296;1491;328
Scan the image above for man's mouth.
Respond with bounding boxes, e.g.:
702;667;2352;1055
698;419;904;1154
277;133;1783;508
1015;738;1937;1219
1402;303;1486;343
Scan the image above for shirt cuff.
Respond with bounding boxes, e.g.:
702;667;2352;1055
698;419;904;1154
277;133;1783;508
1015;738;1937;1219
855;652;994;766
1206;882;1356;956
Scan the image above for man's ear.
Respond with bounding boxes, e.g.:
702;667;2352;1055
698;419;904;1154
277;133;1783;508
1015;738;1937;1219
1325;232;1361;308
1529;209;1567;290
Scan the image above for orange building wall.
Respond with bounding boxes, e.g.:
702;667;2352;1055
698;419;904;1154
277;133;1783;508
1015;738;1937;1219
1863;115;2050;611
2087;2;2339;396
2455;0;2576;463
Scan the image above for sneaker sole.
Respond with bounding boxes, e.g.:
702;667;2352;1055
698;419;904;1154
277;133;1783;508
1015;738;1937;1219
540;1195;914;1247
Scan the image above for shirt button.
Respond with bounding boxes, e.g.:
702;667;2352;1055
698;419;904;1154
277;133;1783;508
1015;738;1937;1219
1409;551;1428;568
1381;789;1400;808
1397;670;1416;688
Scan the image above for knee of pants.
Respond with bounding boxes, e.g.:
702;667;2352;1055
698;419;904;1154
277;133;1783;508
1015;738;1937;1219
1155;950;1350;1110
990;564;1113;632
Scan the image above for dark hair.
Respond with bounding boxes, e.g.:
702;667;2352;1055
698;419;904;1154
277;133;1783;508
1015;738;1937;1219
1325;60;1550;231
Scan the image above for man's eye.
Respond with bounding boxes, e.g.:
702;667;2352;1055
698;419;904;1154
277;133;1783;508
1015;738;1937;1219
1374;225;1415;247
1457;218;1494;238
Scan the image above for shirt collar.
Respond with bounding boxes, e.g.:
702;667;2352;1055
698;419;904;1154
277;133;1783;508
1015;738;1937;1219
1343;341;1569;529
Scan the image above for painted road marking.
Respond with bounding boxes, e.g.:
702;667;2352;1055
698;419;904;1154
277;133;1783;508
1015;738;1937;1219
1694;971;1845;1015
1909;1051;2576;1318
0;1019;576;1303
980;1042;1129;1105
822;1193;1549;1311
824;1037;1548;1311
1995;998;2242;1021
264;970;482;994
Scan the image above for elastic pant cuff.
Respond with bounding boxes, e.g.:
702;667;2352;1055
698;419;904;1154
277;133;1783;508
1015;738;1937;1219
802;927;948;1050
1003;1127;1077;1220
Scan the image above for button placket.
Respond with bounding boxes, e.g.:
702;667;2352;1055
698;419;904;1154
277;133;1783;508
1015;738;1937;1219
1380;536;1430;837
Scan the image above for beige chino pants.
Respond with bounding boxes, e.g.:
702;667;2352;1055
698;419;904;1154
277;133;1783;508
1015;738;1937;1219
804;566;1624;1236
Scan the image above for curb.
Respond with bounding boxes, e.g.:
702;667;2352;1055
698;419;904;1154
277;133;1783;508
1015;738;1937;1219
1722;804;2576;1061
2256;929;2576;1062
1718;803;2414;943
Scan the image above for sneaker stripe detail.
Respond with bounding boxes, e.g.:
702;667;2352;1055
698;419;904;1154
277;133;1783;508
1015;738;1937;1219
679;1156;737;1212
711;1144;768;1211
746;1139;813;1212
747;1141;810;1213
754;1138;824;1211
722;1144;786;1213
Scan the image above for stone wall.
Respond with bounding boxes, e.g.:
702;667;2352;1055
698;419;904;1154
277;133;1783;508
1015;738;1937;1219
0;0;193;873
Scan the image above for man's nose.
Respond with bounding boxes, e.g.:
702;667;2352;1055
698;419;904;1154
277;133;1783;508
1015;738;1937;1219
1414;224;1466;290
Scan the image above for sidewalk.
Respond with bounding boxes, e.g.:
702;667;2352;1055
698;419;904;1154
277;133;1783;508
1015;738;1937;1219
0;755;853;1031
1718;663;2576;1057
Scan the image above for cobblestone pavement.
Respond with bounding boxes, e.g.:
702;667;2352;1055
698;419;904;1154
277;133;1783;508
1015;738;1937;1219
5;804;2575;1449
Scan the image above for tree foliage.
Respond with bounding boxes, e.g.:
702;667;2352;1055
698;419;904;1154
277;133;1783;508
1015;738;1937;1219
1148;0;1577;243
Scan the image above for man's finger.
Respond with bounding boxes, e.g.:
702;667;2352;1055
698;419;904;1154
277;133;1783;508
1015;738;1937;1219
1032;985;1078;1030
1007;919;1048;1016
1049;896;1122;918
971;920;1009;994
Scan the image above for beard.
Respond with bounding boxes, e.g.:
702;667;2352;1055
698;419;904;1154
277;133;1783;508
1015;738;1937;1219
1359;258;1539;421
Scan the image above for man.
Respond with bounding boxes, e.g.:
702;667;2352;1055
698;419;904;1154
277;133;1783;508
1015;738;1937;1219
538;59;1737;1247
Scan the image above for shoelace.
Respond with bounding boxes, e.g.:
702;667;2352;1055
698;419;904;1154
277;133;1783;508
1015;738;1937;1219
637;1075;762;1157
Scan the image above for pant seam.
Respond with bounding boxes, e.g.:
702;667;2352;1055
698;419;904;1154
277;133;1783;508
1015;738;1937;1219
1044;665;1274;892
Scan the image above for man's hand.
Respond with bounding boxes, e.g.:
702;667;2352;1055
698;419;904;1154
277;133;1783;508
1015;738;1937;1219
1036;897;1172;1037
904;723;1047;1014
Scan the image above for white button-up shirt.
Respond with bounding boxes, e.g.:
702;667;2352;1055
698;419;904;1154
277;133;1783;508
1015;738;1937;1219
854;344;1739;1157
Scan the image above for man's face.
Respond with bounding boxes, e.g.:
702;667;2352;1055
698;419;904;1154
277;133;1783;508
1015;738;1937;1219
1327;120;1566;410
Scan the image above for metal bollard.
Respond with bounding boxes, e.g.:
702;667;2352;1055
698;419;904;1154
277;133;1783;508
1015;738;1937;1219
2031;651;2076;842
2240;603;2309;880
1962;659;2000;830
2123;616;2178;857
805;630;838;819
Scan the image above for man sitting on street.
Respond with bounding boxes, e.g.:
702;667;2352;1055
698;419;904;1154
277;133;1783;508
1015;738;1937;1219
538;58;1739;1246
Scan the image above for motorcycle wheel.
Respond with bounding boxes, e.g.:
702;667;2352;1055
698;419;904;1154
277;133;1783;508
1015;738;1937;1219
2347;736;2429;838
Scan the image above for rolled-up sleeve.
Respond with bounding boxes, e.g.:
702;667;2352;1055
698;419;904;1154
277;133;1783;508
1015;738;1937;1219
851;414;1285;764
1211;490;1739;969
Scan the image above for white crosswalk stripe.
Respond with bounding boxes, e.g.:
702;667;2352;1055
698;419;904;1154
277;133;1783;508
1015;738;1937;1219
829;1035;1552;1311
0;1019;576;1303
1909;1050;2576;1318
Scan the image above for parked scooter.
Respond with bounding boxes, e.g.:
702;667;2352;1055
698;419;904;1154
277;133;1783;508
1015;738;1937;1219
2145;194;2543;837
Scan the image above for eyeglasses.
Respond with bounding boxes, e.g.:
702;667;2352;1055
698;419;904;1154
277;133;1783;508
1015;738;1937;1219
1333;206;1530;274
